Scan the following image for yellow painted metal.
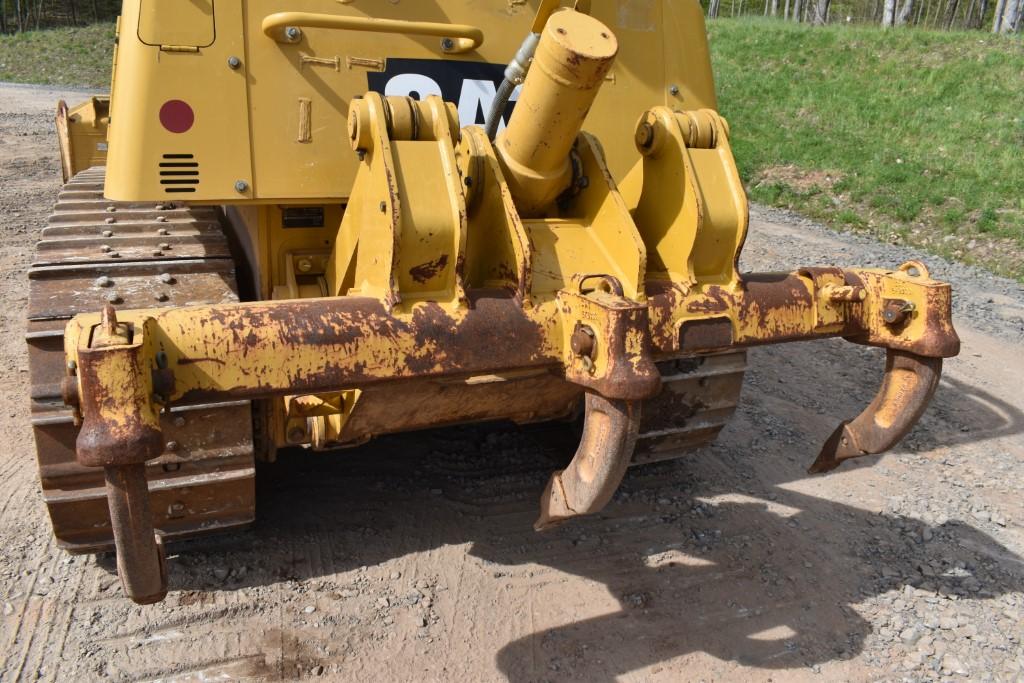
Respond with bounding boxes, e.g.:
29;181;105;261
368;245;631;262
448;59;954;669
533;0;564;32
621;107;748;288
269;205;344;298
105;0;253;202
261;12;484;54
518;133;648;302
495;9;617;215
457;127;534;302
282;391;360;450
137;0;214;48
326;94;467;308
55;98;109;182
104;0;718;203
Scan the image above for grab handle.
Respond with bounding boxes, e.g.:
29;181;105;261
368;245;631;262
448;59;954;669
262;12;484;53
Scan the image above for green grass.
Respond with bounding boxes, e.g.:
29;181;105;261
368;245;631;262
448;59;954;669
0;23;113;87
709;18;1024;280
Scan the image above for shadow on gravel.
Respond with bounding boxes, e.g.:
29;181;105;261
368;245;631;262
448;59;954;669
138;340;1022;681
915;373;1024;449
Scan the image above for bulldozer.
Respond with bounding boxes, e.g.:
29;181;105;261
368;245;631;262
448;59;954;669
29;0;959;605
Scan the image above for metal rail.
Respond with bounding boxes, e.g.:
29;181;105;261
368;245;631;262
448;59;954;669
262;12;484;53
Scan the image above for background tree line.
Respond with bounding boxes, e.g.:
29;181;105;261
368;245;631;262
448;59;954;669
1;0;1020;35
705;0;1022;31
2;0;116;33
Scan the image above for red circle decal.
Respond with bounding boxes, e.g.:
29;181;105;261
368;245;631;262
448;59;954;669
159;100;195;134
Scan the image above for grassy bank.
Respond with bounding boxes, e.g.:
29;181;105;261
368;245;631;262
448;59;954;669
709;19;1024;280
0;23;113;87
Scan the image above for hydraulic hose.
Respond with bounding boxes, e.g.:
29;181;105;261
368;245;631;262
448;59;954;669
485;32;541;140
485;79;518;140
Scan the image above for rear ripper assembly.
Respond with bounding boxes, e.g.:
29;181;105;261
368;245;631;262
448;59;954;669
56;9;958;603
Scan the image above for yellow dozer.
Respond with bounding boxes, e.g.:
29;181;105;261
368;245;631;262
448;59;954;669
30;0;959;604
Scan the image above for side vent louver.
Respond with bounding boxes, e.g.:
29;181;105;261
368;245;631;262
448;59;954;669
159;154;198;193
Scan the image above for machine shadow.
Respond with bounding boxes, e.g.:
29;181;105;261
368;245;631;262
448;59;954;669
155;339;1022;680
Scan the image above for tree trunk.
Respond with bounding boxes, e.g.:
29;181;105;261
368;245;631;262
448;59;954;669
965;0;978;25
882;0;897;25
943;0;960;27
897;0;916;23
811;0;831;23
792;0;803;21
992;0;1006;30
1000;0;1023;30
973;0;989;27
784;0;791;19
708;0;721;19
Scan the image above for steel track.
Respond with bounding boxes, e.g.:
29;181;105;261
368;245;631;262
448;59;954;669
27;167;256;553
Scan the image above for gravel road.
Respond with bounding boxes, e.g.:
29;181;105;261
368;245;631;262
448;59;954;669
1;82;1022;682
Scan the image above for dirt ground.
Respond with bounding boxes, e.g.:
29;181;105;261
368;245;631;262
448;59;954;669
1;82;1023;683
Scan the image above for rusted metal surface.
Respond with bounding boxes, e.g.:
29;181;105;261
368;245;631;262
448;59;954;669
66;281;666;407
165;289;551;403
679;317;734;352
808;350;943;474
535;393;640;530
34;233;230;264
28;259;239;319
570;324;596;359
328;357;748;460
558;289;662;401
27;169;254;554
842;261;960;359
71;266;202;605
104;464;168;604
882;299;914;326
645;270;959;359
336;372;582;445
74;306;164;468
633;352;747;464
60;260;958;463
409;254;450;284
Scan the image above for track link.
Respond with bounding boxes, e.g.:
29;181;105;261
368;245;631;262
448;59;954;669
27;167;255;553
633;351;748;465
